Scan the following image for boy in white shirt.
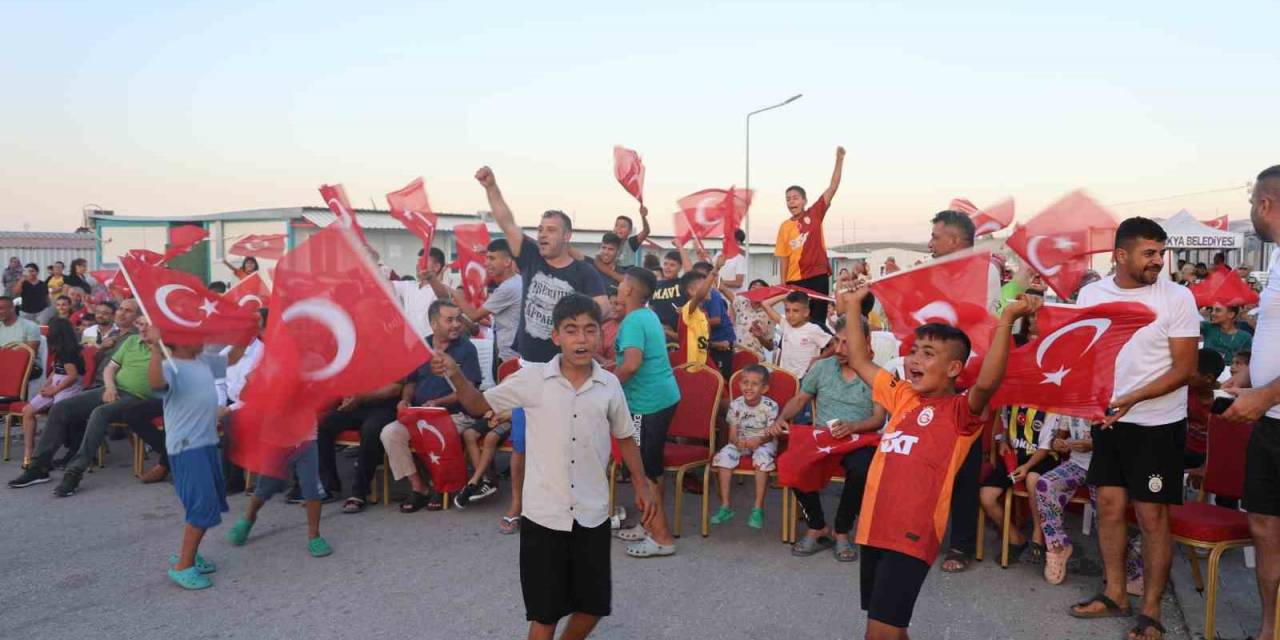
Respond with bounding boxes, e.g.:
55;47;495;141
763;290;833;379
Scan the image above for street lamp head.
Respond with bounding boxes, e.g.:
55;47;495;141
784;93;803;104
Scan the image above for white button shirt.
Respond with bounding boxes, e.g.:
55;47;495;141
483;356;635;532
392;280;437;342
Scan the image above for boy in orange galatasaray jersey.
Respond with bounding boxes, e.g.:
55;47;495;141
837;286;1039;640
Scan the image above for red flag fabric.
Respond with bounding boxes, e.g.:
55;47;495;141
162;226;209;262
398;407;468;494
675;188;752;254
229;320;313;477
785;284;835;303
1190;268;1260;307
613;145;645;204
119;255;259;346
991;302;1156;421
950;197;1015;237
228;234;287;260
739;285;792;304
451;223;491;307
777;426;881;492
1203;215;1229;231
386;177;439;250
223;272;270;312
319;183;369;245
1006;190;1117;300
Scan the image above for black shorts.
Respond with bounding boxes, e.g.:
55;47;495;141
709;345;734;384
981;452;1060;490
520;517;612;624
636;404;677;480
1245;416;1280;516
464;417;510;444
860;545;931;629
1087;420;1185;504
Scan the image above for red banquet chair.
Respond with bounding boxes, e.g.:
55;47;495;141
704;365;800;540
0;343;37;461
496;358;521;384
1170;415;1254;640
730;347;762;376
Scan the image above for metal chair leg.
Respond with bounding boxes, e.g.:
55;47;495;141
1204;543;1229;640
1187;543;1205;592
382;453;390;506
976;505;986;562
673;468;685;538
1001;489;1013;568
700;466;710;538
2;415;12;461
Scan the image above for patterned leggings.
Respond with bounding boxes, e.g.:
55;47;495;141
1034;462;1143;581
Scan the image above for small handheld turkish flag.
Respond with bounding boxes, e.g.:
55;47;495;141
991;301;1156;421
319;183;369;245
613;145;645;204
119;255;259;347
950;197;1015;237
1190;268;1260;307
398;407;468;494
1005;190;1117;300
162;226;209;262
451;223;491;307
386;177;439;251
222;271;270;313
777;425;880;492
228;234;287;260
675;188;752;254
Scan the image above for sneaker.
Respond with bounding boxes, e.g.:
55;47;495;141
8;467;50;488
747;507;765;530
53;470;83;497
472;479;498;502
453;483;477;509
710;506;735;525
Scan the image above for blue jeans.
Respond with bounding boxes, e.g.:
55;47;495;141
253;441;324;502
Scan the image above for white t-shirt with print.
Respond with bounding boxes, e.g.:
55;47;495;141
777;321;832;378
1251;248;1280;420
1076;274;1200;426
719;254;747;294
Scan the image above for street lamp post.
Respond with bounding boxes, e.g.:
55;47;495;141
744;93;802;283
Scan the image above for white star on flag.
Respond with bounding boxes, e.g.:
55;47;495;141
1041;366;1070;386
817;446;834;454
1052;236;1077;252
198;298;218;317
429;452;440;464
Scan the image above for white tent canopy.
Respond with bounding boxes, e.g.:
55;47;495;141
1159;210;1243;251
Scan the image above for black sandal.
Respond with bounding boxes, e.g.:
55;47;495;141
341;497;365;514
425;492;444;511
1068;592;1130;619
940;549;972;573
1127;614;1164;639
399;492;430;513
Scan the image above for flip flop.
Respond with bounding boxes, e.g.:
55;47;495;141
341;497;365;514
625;536;675;558
1127;614;1165;640
940;550;972;573
1069;592;1131;619
615;525;648;542
791;535;835;557
498;516;520;535
169;553;216;574
834;539;859;563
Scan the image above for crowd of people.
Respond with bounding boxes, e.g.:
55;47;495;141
2;161;1279;640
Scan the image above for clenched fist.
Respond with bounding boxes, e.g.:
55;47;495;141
474;166;496;188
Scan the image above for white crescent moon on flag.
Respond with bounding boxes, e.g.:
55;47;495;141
1026;235;1062;276
693;194;721;226
416;419;448;451
1035;318;1111;367
975;219;1001;235
911;301;959;326
155;284;202;328
282;297;357;381
237;294;262;309
463;262;487;290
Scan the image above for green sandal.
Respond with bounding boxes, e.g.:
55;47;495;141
167;566;212;590
710;506;735;525
225;517;255;546
308;536;333;558
169;553;216;574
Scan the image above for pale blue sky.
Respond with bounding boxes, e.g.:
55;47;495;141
3;1;1276;242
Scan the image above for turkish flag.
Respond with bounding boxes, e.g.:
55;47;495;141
991;302;1156;421
319;183;369;245
223;271;270;312
951;197;1015;237
386;177;439;251
1203;215;1229;231
675;188;752;254
613;145;645;204
119;255;259;347
1006;190;1117;300
398;407;468;494
777;426;880;492
229;321;314;477
162;226;209;262
228;234;287;260
451;223;491;307
739;285;792;304
1190;268;1260;307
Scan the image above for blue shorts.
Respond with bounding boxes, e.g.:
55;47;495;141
511;408;526;455
253;440;324;502
170;444;229;529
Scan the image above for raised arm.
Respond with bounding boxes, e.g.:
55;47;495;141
821;146;846;206
838;288;883;386
759;293;787;325
634;205;652;246
687;255;725;310
968;296;1040;416
475;166;525;258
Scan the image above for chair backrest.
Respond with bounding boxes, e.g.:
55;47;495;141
668;363;723;443
0;343;36;400
1204;415;1253;500
731;347;761;375
729;363;799;412
80;345;99;389
496;358;521;383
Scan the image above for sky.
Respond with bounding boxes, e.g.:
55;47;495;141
2;1;1277;243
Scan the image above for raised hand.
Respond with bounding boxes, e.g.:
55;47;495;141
836;146;846;159
474;166;496;189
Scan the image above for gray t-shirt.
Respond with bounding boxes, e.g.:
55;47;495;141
0;317;39;346
800;357;875;427
484;274;523;361
160;354;223;455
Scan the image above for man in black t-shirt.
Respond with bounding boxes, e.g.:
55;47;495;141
11;263;50;324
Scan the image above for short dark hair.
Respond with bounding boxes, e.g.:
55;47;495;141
663;251;682;264
624;267;657;301
643;253;661;271
428;298;457;323
1195;262;1208;270
931;210;976;248
601;232;622;248
1197;348;1226;379
832;314;870;338
784;291;809;306
914;322;972;364
24;262;38;271
1257;165;1280;193
542;210;573;233
786;185;807;200
616;215;634;231
208;281;228;294
678;270;706;295
1212;252;1226;264
97;300;117;313
487;238;512;257
740;364;770;385
1234;350;1252;364
692;261;713;274
552;293;601;328
734;229;746;243
55;295;71;303
71;258;87;271
1114;216;1168;250
748;279;769;289
428;247;447;266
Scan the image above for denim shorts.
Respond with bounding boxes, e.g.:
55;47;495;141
253;440;324;502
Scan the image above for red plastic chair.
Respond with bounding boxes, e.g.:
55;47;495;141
730;347;762;376
0;343;36;461
1170;415;1254;640
665;363;723;538
496;358;521;383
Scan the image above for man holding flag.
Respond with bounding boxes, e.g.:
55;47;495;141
774;146;845;325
